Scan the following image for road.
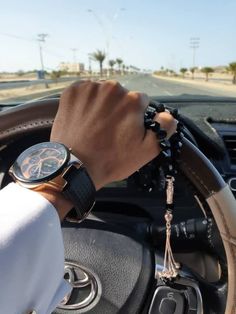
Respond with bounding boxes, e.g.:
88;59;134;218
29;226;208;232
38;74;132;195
1;74;236;104
116;75;236;98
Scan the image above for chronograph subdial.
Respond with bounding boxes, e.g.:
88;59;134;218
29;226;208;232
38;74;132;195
25;158;61;179
40;158;61;175
11;142;70;183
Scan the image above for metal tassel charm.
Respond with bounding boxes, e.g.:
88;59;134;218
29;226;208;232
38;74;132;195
158;176;180;279
144;102;182;280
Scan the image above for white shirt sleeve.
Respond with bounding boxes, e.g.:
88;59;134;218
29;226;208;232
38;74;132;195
0;183;72;314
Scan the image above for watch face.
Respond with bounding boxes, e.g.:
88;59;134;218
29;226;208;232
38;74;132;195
12;142;70;183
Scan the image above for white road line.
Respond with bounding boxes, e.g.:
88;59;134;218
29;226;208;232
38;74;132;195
121;80;129;87
164;90;173;96
151;81;173;95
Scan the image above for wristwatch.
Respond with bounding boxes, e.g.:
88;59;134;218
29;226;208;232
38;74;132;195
9;142;96;220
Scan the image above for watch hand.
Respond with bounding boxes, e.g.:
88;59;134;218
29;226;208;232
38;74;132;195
37;162;43;178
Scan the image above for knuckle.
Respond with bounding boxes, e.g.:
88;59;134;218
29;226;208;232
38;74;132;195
68;80;93;91
105;80;122;90
62;80;96;97
128;92;149;109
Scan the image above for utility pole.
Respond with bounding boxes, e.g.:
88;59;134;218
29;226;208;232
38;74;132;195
37;33;48;88
190;37;200;69
71;48;78;73
88;54;92;75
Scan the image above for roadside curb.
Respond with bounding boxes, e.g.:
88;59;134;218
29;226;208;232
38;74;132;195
152;75;236;93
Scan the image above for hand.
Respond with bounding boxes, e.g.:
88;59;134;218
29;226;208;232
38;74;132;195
51;80;177;190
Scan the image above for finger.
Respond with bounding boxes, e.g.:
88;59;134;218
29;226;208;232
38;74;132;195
103;79;129;93
143;111;178;160
97;79;107;83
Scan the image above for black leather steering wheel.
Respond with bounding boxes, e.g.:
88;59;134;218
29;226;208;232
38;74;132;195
0;98;235;314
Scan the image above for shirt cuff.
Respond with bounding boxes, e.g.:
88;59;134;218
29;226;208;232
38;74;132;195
0;183;71;314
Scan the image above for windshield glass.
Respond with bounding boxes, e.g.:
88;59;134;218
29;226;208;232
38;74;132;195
0;0;236;104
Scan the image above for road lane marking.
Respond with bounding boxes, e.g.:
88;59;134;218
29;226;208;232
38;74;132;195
164;90;173;95
151;82;173;95
121;80;129;87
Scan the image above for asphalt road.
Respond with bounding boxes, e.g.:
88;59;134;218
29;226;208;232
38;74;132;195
1;74;236;104
116;74;236;98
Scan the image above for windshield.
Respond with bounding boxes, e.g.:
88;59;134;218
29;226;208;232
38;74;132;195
1;0;236;104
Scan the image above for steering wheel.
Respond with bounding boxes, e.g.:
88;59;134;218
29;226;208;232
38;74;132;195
0;98;235;314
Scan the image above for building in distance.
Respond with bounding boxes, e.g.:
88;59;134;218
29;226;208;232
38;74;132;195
59;62;85;73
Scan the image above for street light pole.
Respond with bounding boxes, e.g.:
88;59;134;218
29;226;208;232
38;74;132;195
190;37;200;69
37;33;48;88
88;54;92;76
71;48;78;73
87;8;125;77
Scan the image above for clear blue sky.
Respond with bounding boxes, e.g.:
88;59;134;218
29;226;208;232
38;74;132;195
0;0;235;72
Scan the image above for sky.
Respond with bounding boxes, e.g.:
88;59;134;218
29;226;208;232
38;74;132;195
0;0;235;72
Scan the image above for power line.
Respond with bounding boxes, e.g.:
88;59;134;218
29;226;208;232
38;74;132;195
0;32;35;42
0;31;91;72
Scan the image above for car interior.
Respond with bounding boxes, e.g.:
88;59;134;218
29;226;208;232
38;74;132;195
0;94;236;313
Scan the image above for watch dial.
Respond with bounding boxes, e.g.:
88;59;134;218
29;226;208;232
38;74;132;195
13;142;69;182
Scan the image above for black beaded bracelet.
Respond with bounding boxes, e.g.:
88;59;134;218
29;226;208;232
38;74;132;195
144;101;183;176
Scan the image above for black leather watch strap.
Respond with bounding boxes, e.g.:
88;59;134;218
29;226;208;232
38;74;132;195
62;165;96;220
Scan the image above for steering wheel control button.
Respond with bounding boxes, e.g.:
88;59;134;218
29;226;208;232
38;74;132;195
159;298;176;313
228;177;236;192
149;277;203;314
186;287;198;311
148;286;185;314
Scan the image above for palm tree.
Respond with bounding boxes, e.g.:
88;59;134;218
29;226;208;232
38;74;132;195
122;64;126;75
50;70;62;84
91;50;106;77
190;67;197;80
109;60;116;75
116;58;123;74
228;62;236;84
180;68;188;78
201;67;214;82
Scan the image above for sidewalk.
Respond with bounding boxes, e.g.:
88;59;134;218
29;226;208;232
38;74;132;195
153;74;236;94
0;81;72;102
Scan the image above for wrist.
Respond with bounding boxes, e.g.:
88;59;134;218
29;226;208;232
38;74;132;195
36;188;73;221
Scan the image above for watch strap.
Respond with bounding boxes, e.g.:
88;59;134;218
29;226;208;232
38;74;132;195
62;165;96;220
